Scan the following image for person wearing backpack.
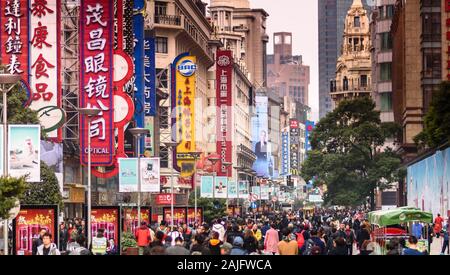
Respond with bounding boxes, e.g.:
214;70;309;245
295;225;305;249
301;229;326;255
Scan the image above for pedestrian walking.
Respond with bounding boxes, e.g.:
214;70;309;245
441;223;449;255
277;228;298;255
264;223;279;255
136;221;152;255
166;237;190;255
91;228;108;255
32;228;47;255
434;214;444;238
59;223;69;253
36;233;60;255
208;231;223;255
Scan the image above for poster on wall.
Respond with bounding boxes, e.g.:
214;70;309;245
163;207;187;226
214;176;228;199
290;119;300;176
200;176;214;198
8;125;41;182
13;205;58;255
228;181;238;199
90;207;120;249
305;120;315;151
40;141;64;193
252;96;271;177
118;158;138;192
187;207;203;225
281;127;290;176
122;207;151;236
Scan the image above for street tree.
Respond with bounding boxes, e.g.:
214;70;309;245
301;97;402;210
0;176;27;220
188;187;227;223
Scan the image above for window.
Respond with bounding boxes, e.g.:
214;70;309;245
155;37;168;53
423;48;442;79
159;106;169;129
156;68;168;89
380;32;392;50
155;1;167;16
378;6;384;19
360;75;368;87
285;35;292;45
386;5;394;18
354;16;360;27
275;35;281;44
160;146;168;168
422;12;441;42
380;92;392;112
380;63;392;81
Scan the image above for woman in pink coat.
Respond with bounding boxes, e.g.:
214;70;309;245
264;223;280;255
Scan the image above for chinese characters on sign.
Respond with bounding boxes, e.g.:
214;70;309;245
216;50;233;177
80;0;114;166
29;0;61;140
281;127;290;176
144;34;156;116
289;119;300;176
1;0;29;77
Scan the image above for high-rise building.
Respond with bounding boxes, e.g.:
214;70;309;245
267;32;310;106
318;0;372;118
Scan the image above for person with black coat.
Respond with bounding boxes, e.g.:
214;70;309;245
59;223;69;253
357;224;371;250
328;237;349;255
243;229;258;254
32;228;47;255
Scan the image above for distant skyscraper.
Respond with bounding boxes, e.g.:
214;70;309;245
318;0;371;119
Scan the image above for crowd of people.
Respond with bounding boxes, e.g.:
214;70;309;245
26;208;449;256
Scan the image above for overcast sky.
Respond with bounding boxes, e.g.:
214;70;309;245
205;0;319;121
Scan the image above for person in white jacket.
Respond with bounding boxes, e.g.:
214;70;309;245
212;219;226;242
37;233;60;255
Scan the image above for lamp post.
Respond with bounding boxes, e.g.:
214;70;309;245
0;73;20;256
129;128;150;227
164;142;179;231
207;155;220;199
188;152;202;223
78;107;101;249
221;162;232;217
233;166;244;216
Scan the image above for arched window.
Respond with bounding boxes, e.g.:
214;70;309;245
343;76;348;91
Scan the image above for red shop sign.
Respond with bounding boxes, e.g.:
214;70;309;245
155;194;173;205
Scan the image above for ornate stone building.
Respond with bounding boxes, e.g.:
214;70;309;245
331;0;372;104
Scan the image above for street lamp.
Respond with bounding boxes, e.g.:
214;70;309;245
207;155;220;199
233;166;244;214
0;73;20;256
129;128;149;228
164;141;179;231
187;152;202;224
222;162;232;217
78;107;101;249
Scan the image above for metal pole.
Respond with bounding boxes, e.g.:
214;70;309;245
87;118;92;249
137;137;141;227
170;147;174;231
3;89;8;255
194;171;197;224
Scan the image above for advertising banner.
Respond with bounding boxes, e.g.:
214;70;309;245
251;186;261;200
122;207;151;236
261;186;270;200
228;181;238;199
216;50;233;176
80;0;114;166
132;5;145;143
40;141;64;193
238;180;249;197
252;96;270;177
29;0;61;140
8;125;41;182
187;207;203;225
0;0;29;80
140;158;160;192
214;176;228;199
144;33;156;116
305;120;315;151
118;158;138;192
0;126;3;175
90;207;120;248
200;175;214;198
163;207;187;226
290;119;300;176
281;127;290;176
144;116;155;157
155;194;173;205
13;206;58;255
171;53;196;172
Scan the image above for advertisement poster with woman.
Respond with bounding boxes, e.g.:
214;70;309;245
13;206;57;255
118;158;138;192
163;207;187;226
200;176;214;198
214;176;228;199
8;125;40;182
140;158;160;192
228;181;238;198
90;207;119;247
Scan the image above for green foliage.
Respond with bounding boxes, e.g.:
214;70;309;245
188;187;227;223
0;176;28;220
0;84;40;125
301;97;402;209
414;81;450;149
120;231;137;250
21;162;63;209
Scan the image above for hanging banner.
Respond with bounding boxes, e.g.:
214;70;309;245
155;194;173;205
252;96;270;177
140;158;160;192
238;180;249;197
144;32;156;116
40;141;64;193
261;186;270;200
305;120;315;151
163;207;187;226
216;50;233;177
122;207;151;236
144;116;155;157
171;53;196;172
200;176;214;198
0;126;3;176
187;207;203;225
90;207;120;250
118;157;160;192
29;0;61;140
0;0;29;80
13;205;58;255
214;176;228;199
251;186;261;200
228;181;238;199
8;125;41;182
80;0;114;166
281;127;290;176
118;158;138;192
290;119;300;176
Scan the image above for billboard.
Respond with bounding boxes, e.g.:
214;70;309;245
407;147;450;218
163;207;187;226
80;0;114;166
305;120;315;151
187;207;203;225
228;181;238;199
214;176;228;199
0;126;3;175
172;54;197;174
216;50;233;177
281;127;290;176
238;180;249;197
13;205;58;255
261;186;270;200
90;207;120;249
289;119;300;176
122;207;151;236
8;125;41;182
200;175;214;198
118;157;160;192
144;33;156;116
132;3;145;146
40;141;63;193
252;96;270;177
29;0;61;140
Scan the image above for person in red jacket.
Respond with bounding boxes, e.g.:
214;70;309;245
434;214;444;238
136;221;151;255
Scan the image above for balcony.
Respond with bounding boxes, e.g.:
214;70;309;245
154;14;182;27
330;83;372;94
